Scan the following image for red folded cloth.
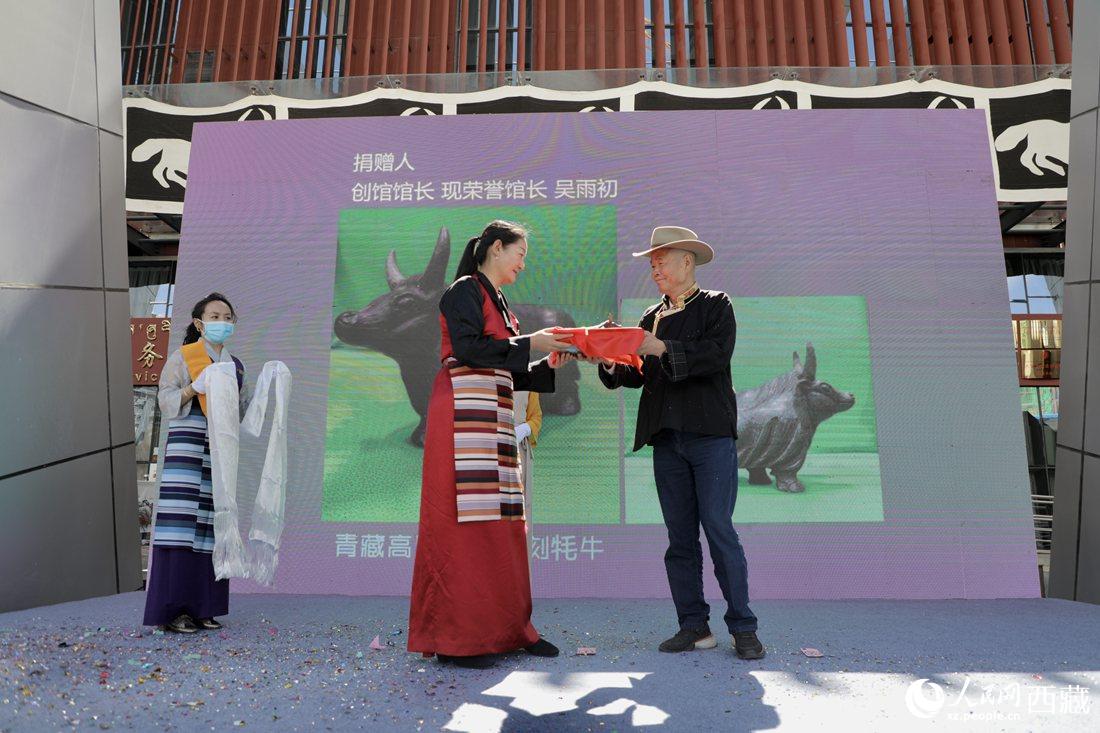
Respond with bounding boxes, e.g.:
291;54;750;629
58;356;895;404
549;327;646;371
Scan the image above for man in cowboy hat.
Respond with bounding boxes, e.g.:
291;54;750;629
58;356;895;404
598;226;764;660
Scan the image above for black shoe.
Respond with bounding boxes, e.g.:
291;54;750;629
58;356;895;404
658;625;717;653
198;618;222;630
732;631;766;660
524;638;559;657
164;614;198;634
437;654;496;669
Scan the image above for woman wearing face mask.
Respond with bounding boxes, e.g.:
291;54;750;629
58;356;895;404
142;293;252;633
407;220;575;669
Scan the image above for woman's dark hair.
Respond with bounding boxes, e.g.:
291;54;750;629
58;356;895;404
453;220;528;281
183;292;236;345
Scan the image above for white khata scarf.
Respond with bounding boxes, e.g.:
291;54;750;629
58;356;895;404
204;360;292;585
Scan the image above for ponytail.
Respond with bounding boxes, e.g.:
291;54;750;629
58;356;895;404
453;236;483;281
452;220;528;282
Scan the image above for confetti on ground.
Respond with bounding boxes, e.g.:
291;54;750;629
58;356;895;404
1;594;1097;730
369;636;384;651
800;648;824;658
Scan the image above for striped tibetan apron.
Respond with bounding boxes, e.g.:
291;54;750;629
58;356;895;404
152;411;216;553
448;359;524;523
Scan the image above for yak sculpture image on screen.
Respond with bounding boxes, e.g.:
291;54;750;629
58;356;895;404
333;226;583;446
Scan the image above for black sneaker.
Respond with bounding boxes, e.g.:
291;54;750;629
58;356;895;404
524;638;559;657
437;654;496;669
658;625;717;653
164;614;198;634
732;631;766;660
198;618;222;630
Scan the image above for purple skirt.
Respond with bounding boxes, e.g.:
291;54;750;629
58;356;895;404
142;546;229;626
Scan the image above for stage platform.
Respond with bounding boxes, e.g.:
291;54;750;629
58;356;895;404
1;593;1098;731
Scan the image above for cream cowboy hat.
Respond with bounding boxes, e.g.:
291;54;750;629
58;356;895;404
631;226;714;265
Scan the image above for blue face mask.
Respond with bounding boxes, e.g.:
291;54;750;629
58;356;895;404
202;321;235;344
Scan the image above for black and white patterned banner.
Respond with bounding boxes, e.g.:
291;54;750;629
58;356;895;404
123;78;1070;214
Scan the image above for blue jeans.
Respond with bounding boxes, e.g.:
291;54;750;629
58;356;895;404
652;430;757;634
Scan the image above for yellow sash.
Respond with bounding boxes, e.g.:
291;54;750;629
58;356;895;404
181;341;214;415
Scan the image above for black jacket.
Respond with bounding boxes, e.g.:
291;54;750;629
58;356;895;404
439;273;555;393
599;288;738;451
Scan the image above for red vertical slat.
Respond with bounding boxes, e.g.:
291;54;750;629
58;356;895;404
439;0;453;72
908;0;931;65
652;0;666;68
214;0;232;81
577;0;586;68
159;0;180;83
305;0;322;77
1047;0;1071;63
365;0;381;76
139;0;152;81
929;0;952;65
1025;0;1053;64
556;0;566;69
790;0;809;66
497;0;507;71
397;0;412;75
518;0;528;71
172;0;196;82
964;0;991;65
195;0;212;81
325;0;339;76
633;0;644;68
887;0;910;65
711;0;728;66
770;0;787;65
986;0;1013;65
536;0;546;69
869;0;890;66
730;0;748;66
614;0;625;67
671;0;686;67
750;0;767;65
285;0;301;77
417;0;430;73
1006;0;1032;64
343;0;359;76
459;0;470;71
232;0;249;79
124;0;146;82
787;0;799;63
809;0;829;66
377;0;393;75
947;0;972;64
534;0;543;69
249;0;266;78
848;0;868;66
829;0;847;66
223;1;241;82
692;0;707;67
597;0;607;68
143;0;162;83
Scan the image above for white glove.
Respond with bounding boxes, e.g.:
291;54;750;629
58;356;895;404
191;367;211;394
515;422;532;443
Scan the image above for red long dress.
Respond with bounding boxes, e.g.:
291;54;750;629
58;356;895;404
407;274;554;657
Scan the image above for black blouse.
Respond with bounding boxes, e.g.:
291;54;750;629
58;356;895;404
438;273;556;393
599;288;738;450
